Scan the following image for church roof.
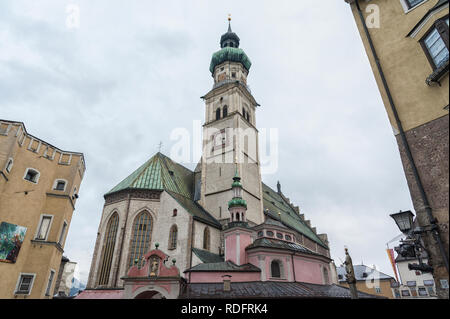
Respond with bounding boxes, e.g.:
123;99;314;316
210;47;252;74
192;248;224;264
185;261;261;273
105;152;221;229
262;183;327;248
246;238;324;258
180;281;383;299
336;265;394;282
106;152;193;198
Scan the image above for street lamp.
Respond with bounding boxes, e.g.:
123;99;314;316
390;210;414;234
390;210;433;273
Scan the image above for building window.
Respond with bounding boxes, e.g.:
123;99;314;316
404;0;425;9
58;221;68;245
270;260;282;278
15;274;35;295
426;286;435;295
23;168;40;183
285;235;292;241
257;231;264;237
54;180;66;191
418;287;428;296
45;270;55;296
223;105;228;117
5;158;13;173
394;289;401;298
128;211;152;269
173;209;177;217
266;231;274;237
98;213;119;286
35;215;53;241
375;287;382;293
216;108;221;121
420;16;449;70
401;289;411;297
169;225;178;250
276;233;283;239
231;72;236;78
203;227;210;251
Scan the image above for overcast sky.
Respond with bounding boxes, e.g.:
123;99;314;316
0;0;414;284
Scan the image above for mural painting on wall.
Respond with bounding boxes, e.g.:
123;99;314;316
0;221;27;263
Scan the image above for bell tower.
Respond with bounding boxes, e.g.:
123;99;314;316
200;17;264;225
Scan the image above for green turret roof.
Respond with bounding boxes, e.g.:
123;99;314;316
228;197;247;209
210;47;252;74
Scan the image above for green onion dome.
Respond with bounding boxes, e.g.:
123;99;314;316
228;197;247;209
209;47;252;74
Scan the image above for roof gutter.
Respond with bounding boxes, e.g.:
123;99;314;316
350;0;448;274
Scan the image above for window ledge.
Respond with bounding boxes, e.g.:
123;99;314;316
426;60;449;86
403;0;429;14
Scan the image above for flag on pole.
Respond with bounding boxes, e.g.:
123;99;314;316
386;248;399;282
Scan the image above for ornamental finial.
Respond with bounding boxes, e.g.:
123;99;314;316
228;14;231;22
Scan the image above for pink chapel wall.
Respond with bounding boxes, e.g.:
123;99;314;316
189;271;261;283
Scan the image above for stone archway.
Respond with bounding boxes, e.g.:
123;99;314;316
129;285;170;299
134;290;166;299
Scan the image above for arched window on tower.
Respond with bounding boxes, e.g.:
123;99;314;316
216;108;221;121
242;107;246;119
203;227;210;251
246;112;250;122
169;225;178;250
128;211;153;269
98;213;119;286
271;260;282;278
223;105;228;118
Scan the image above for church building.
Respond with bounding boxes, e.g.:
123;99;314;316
78;21;377;299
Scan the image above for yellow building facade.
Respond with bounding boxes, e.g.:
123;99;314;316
344;0;449;298
0;119;85;299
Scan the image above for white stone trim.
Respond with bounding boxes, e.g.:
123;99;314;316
400;0;429;14
14;273;36;296
4;157;13;173
58;220;68;246
34;214;54;241
52;179;68;192
0;123;12;136
409;2;449;38
23;167;40;184
45;269;56;296
59;152;72;165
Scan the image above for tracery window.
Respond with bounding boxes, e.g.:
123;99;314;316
223;105;228;117
128;211;153;269
98;213;119;286
169;225;178;250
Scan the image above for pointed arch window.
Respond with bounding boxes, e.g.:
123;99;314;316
203;227;210;251
169;225;178;250
223;105;228;118
216;108;221;121
128;211;153;269
98;213;119;286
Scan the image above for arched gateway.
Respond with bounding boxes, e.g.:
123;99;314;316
121;245;183;299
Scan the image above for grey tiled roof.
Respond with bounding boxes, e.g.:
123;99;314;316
192;248;224;264
181;281;383;299
245;238;319;256
185;261;261;273
336;265;394;282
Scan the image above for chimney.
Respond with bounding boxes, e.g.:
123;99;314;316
222;275;232;292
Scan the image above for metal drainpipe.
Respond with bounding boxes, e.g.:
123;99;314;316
115;193;131;286
353;0;449;274
291;253;297;282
